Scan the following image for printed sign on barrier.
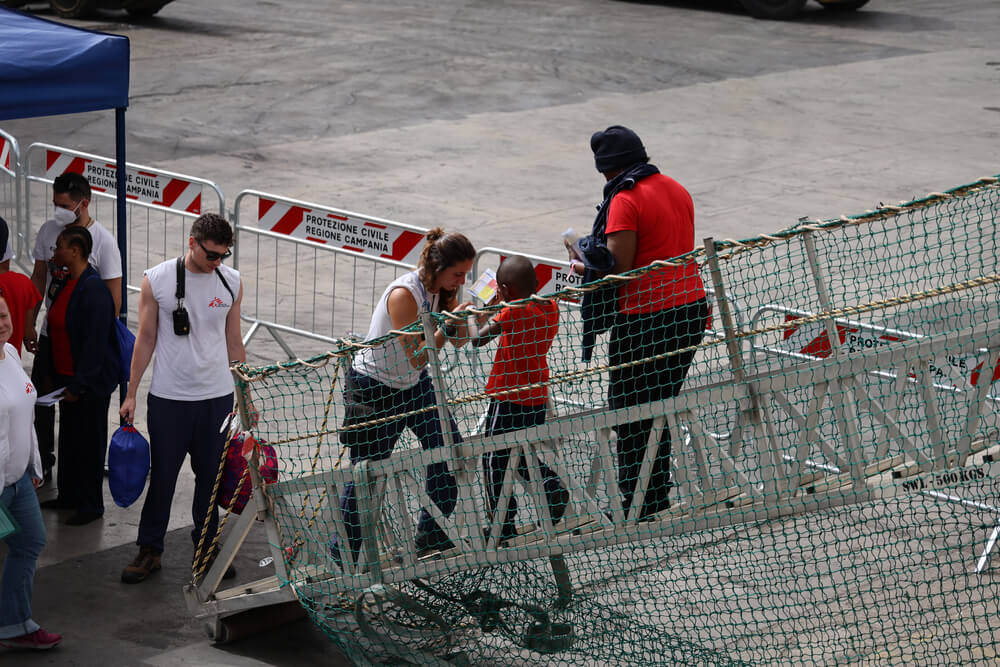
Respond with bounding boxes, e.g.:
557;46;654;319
781;316;906;359
534;260;583;297
477;252;582;302
781;315;1000;388
0;136;14;176
255;195;426;264
44;149;202;214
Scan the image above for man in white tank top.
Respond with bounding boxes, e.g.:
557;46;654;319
117;213;245;584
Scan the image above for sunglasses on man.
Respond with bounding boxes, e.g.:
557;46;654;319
197;238;232;261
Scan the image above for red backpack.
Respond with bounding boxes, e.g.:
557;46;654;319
218;432;278;514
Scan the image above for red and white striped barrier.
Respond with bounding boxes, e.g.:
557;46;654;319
0;135;14;177
256;195;426;264
532;260;583;298
782;315;999;388
44;148;203;214
473;249;582;303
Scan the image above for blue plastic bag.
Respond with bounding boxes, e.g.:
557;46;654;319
108;424;150;508
114;319;135;385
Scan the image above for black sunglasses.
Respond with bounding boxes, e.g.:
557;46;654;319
197;238;232;261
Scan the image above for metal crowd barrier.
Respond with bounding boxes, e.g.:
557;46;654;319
0;128;24;266
7;129;746;375
231;189;429;358
473;247;585;304
23;142;225;296
474;245;745;337
748;303;999;402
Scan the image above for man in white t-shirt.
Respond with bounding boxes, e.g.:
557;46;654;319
118;213;245;584
26;172;123;487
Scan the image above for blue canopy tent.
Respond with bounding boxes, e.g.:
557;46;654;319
0;6;130;314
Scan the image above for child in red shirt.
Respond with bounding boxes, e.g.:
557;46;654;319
472;256;568;542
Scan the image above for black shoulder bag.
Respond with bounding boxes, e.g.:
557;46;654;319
173;258;236;336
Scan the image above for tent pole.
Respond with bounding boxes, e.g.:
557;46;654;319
116;107;128;407
115;107;127;318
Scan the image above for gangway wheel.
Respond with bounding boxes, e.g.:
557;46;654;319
354;584;462;665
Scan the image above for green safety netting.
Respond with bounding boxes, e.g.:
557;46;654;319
225;175;1000;666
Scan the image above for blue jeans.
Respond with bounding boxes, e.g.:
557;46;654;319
337;370;459;559
0;471;46;639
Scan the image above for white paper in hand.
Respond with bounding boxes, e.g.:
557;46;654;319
562;228;582;260
36;388;65;406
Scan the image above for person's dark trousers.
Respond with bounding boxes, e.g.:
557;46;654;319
481;399;566;535
55;383;112;515
30;335;59;475
136;393;232;554
608;298;708;520
339;370;459;560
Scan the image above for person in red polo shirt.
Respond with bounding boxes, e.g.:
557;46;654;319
573;125;709;521
0;216;41;357
0;273;41;358
471;255;568;542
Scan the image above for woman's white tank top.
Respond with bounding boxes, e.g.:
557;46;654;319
353;271;437;389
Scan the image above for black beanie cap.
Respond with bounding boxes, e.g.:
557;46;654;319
590;125;648;173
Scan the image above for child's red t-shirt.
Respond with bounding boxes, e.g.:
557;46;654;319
485;299;559;406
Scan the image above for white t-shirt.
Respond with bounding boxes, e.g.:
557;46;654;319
353;271;437;390
32;217;123;280
33;217;123;334
146;258;240;401
0;343;41;488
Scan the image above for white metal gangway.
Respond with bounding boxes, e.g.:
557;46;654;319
186;304;1000;662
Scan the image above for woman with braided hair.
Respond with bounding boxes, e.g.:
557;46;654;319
38;225;119;527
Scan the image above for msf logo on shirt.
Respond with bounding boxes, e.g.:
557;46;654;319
208;297;229;308
26;382;34;395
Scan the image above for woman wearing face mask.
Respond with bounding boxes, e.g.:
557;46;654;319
0;294;62;651
37;226;119;526
335;228;475;563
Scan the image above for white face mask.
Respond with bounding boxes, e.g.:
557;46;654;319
52;203;81;227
